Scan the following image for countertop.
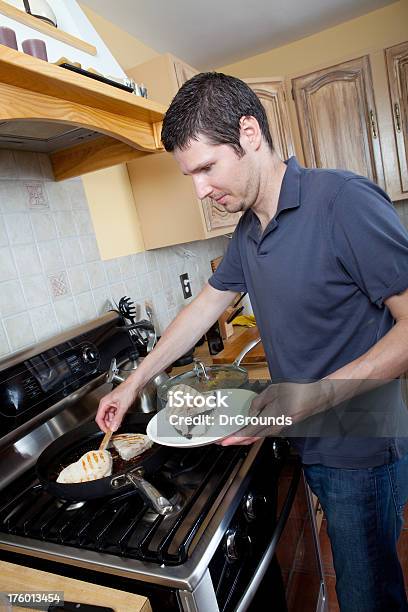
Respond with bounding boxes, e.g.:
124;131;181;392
171;326;271;380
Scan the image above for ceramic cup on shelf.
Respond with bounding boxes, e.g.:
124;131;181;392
0;26;18;50
22;38;48;61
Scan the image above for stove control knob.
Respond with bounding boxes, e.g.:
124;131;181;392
243;492;267;522
82;345;99;364
225;528;251;562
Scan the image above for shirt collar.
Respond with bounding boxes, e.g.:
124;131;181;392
247;156;302;243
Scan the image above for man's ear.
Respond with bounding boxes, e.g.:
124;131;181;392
239;116;262;150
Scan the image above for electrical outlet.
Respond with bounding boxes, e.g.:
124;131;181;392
180;273;192;299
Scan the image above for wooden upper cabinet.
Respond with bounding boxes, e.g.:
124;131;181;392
385;41;408;194
292;56;386;188
244;78;295;161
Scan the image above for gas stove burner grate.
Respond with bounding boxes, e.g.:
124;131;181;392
0;445;246;565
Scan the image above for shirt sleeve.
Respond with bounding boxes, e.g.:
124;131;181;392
330;177;408;307
208;226;247;293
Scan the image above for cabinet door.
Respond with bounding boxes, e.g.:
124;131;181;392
385;41;408;194
172;59;241;233
292;56;385;188
245;78;295;160
173;59;198;88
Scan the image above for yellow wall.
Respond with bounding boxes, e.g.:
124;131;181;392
79;3;158;71
78;5;158;259
219;1;407;78
82;164;145;259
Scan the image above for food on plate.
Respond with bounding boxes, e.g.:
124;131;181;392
112;433;153;460
56;450;113;483
165;383;214;438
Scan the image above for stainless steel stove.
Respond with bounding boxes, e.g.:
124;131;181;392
0;312;325;611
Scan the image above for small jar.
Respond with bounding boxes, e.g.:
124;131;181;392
22;38;48;61
0;26;18;50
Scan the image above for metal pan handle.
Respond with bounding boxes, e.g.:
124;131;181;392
125;469;173;515
233;337;262;367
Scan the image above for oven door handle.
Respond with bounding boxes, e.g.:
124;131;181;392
235;458;302;612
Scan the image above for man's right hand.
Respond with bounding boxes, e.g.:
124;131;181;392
95;381;139;433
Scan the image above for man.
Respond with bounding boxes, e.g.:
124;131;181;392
96;72;408;611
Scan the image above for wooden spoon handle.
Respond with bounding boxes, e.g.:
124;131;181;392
99;428;112;451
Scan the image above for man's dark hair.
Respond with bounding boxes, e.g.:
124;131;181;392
161;72;273;156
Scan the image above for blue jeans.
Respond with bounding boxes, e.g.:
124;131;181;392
304;453;408;612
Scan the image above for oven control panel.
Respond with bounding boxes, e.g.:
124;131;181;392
0;315;133;438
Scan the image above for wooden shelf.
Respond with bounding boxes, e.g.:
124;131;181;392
0;0;97;55
0;44;166;180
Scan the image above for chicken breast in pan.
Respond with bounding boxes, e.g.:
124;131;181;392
112;433;153;460
56;449;113;483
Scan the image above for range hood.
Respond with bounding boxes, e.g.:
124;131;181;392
0;44;166;180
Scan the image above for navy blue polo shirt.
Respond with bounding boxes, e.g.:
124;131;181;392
209;157;408;468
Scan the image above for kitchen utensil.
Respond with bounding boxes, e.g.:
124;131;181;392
226;305;244;324
232;292;248;309
98;428;112;451
145;301;157;353
118;295;138;323
36;414;173;514
147;388;257;448
0;27;18;50
157;337;262;405
22;38;48;61
107;353;168;414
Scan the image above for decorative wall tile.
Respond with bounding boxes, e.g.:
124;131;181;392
119;255;134;280
145;250;158;272
132;252;148;275
3;313;35;351
38;240;64;273
14;151;42;179
0;322;10;357
110;282;127;305
25;181;49;209
0;181;26;212
60;237;84;267
0;247;17;281
0;151;229;358
66;179;87;209
67;265;90;295
4;213;33;245
138;273;151;297
73;209;94;235
12;244;41;277
0;151;18;179
45;182;69;211
54;211;76;237
53;297;78;329
29;304;58;341
22;275;50;308
30;212;57;242
0;280;26;316
0;216;8;247
92;287;112;316
74;292;96;323
79;235;99;262
48;271;70;299
87;261;107;289
37;153;54;181
105;259;121;284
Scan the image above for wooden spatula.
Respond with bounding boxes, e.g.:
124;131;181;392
99;428;112;451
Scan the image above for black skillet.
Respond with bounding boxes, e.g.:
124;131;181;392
36;413;174;515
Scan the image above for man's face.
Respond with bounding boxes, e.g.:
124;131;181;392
173;135;258;214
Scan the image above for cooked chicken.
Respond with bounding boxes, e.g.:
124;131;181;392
57;450;113;483
165;383;213;438
112;433;153;460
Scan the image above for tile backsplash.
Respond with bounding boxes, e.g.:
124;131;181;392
0;151;229;359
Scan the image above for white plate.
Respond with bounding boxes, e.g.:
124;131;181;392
146;388;257;448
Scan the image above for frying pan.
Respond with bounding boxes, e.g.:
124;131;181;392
36;414;174;515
